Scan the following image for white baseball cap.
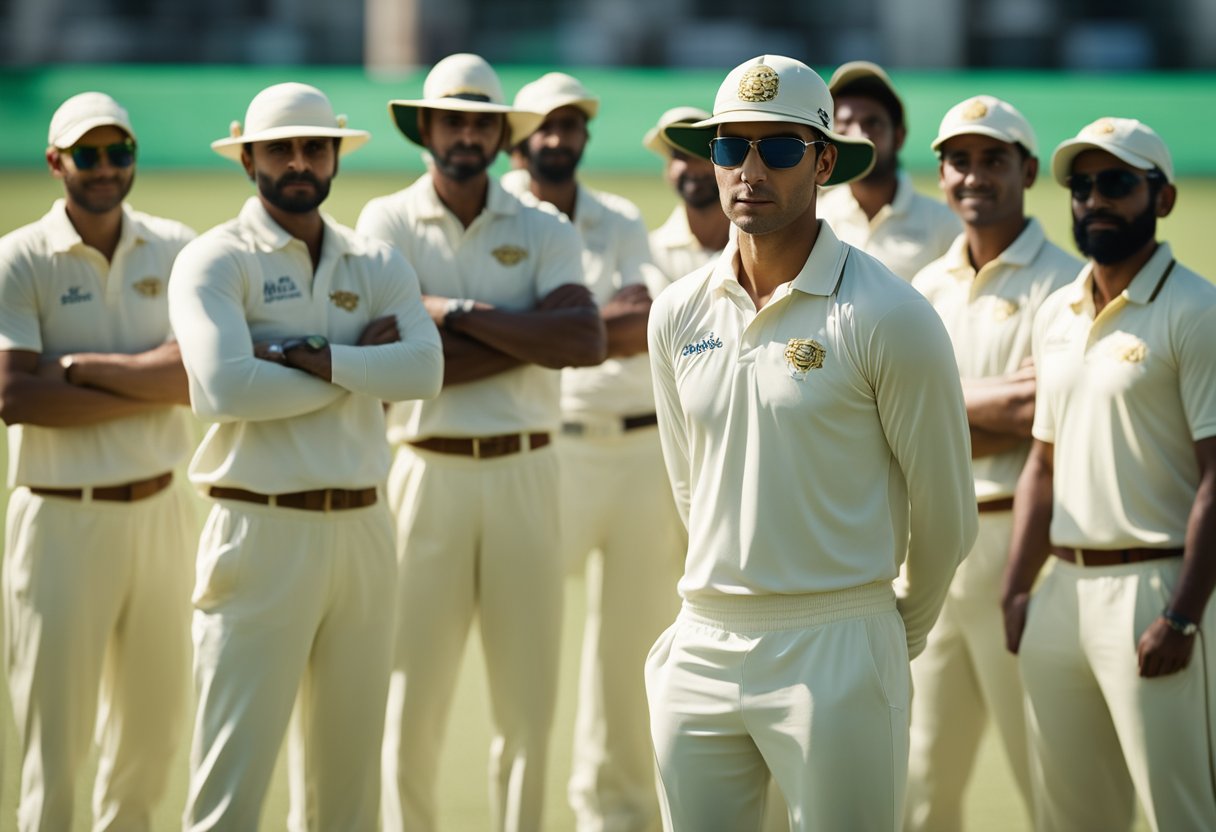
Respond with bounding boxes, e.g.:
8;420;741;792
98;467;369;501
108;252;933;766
932;95;1038;157
643;106;712;157
1051;117;1174;185
514;72;599;125
388;53;543;148
211;83;370;162
664;55;876;186
828;61;906;129
48;92;136;149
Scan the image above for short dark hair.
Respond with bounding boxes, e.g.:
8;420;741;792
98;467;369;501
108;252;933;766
834;78;903;130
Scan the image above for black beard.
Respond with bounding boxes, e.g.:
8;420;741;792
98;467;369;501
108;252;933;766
529;148;580;184
1073;201;1157;265
258;170;330;214
65;171;134;214
678;172;719;210
434;145;493;182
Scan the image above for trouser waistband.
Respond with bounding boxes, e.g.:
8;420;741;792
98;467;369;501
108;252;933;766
681;582;897;632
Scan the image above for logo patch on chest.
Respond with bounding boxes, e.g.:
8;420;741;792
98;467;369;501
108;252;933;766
784;338;826;379
329;290;359;311
60;286;93;306
1106;332;1148;364
991;297;1019;321
264;275;303;303
680;331;724;358
132;277;162;298
491;245;528;266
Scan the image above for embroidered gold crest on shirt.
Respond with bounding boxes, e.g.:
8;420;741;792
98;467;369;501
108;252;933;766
991;298;1018;321
962;99;989;120
492;245;528;266
330;290;360;311
132;277;162;298
1106;332;1148;364
738;66;779;103
784;338;826;380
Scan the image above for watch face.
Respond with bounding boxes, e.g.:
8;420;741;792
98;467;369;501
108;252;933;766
304;334;328;351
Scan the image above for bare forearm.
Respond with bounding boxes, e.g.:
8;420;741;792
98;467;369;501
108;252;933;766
440;330;525;386
1166;465;1216;623
449;307;607;369
964;375;1035;437
1002;448;1054;601
604;310;650;358
0;374;162;427
67;342;190;405
971;425;1026;459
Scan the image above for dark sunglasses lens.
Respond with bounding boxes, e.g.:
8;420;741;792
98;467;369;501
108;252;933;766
757;138;808;169
1095;169;1137;198
70;146;101;170
709;138;749;167
106;142;136;168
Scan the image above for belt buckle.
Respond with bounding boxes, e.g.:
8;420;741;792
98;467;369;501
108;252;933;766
472;437;482;460
324;489;333;512
1074;548;1086;567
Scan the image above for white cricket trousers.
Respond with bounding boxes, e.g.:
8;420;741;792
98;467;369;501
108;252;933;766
904;509;1032;831
184;498;397;832
1020;556;1216;832
4;484;194;832
646;583;911;832
557;429;684;832
382;443;563;832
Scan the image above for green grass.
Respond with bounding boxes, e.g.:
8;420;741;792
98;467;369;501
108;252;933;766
0;166;1199;830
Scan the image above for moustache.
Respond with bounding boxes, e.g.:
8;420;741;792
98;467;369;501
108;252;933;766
1078;212;1127;231
275;171;321;187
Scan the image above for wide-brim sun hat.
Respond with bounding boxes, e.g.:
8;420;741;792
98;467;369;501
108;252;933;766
513;72;600;131
664;55;876;186
828;60;906;130
48;92;136;149
644;106;712;157
931;95;1038;157
388;53;544;148
1050;117;1174;186
211;82;370;161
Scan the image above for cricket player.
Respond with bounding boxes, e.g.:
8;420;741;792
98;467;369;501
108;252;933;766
0;91;196;832
1002;117;1216;832
504;71;684;832
643;106;730;286
648;55;978;831
818;61;960;281
169;82;444;831
355;54;606;832
904;96;1080;831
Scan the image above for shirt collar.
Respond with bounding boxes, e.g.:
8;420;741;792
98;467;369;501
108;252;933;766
1066;242;1175;313
887;170;915;216
943;217;1046;279
416;172;521;223
44;199;147;255
708;220;847;298
238;196;353;258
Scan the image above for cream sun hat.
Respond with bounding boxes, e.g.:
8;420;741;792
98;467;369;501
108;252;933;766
388;53;543;148
644;106;712;157
211;82;369;161
1051;117;1174;185
932;95;1038;156
664;55;876;186
48;92;136;148
513;72;600;131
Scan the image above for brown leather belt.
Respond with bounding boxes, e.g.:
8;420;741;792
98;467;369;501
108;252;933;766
209;486;377;512
562;413;658;437
30;471;173;502
409;432;551;459
978;496;1015;513
1052;545;1183;567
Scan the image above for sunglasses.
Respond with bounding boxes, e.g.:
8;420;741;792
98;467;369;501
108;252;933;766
1066;168;1161;201
66;140;137;171
708;136;827;170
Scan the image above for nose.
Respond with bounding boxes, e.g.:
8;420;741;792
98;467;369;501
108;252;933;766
287;145;310;171
738;142;767;185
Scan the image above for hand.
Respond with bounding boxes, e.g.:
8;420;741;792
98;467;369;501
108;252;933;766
1137;617;1196;677
1001;591;1032;654
422;295;450;327
283;344;332;383
600;284;652;320
36;355;69;382
357;315;400;346
536;283;595;311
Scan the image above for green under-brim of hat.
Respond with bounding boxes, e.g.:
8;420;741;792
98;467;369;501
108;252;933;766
666;117;875;186
387;99;543;149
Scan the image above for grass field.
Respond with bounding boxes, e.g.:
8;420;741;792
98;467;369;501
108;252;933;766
0;165;1199;830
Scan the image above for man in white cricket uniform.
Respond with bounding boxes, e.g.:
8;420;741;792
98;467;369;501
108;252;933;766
0;92;196;832
504;72;684;832
904;96;1080;832
355;54;606;832
648;55;978;831
644;106;730;287
169;83;443;831
818;61;960;281
1002;118;1216;832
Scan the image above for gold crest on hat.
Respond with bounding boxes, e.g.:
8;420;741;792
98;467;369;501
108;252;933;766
492;245;528;266
1087;119;1118;137
330;290;360;312
132;277;162;298
962;99;989;121
784;338;826;379
738;66;780;103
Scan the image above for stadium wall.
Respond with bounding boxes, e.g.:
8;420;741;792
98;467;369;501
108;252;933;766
2;65;1214;174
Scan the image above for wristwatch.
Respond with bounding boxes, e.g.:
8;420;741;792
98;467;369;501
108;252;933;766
1161;608;1199;637
282;335;329;353
443;298;475;330
266;343;285;360
59;353;79;384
